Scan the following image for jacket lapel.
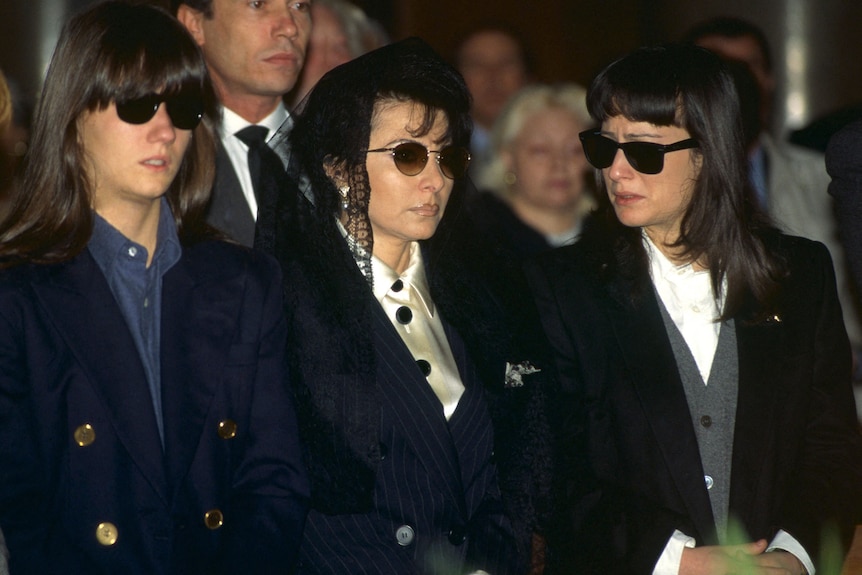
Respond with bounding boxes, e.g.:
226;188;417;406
604;277;716;539
370;301;467;513
160;248;238;499
33;253;168;502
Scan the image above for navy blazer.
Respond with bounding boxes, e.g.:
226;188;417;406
526;229;862;574
0;240;309;574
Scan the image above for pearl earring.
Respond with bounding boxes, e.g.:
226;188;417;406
339;185;350;211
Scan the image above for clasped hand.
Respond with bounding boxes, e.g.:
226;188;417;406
680;540;806;575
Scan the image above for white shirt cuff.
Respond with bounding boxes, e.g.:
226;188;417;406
768;529;814;574
653;529;697;575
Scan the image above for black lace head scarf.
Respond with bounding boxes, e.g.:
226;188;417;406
289;37;472;285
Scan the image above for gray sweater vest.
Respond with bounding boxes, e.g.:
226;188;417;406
657;303;739;540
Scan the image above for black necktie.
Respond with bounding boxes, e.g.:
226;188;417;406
236;125;293;253
235;125;272;203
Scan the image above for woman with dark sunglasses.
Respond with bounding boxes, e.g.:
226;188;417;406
0;2;309;573
526;44;862;575
257;37;552;574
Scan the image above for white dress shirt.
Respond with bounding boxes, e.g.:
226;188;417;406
370;243;465;420
335;220;465;420
645;234;723;382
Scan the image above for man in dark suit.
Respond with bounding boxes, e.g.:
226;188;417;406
687;17;862;368
174;0;312;246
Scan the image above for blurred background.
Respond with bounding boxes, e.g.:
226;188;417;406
1;0;860;138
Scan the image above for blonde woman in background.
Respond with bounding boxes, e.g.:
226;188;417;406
470;83;595;259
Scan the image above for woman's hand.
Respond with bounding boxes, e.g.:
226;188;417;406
680;540;806;574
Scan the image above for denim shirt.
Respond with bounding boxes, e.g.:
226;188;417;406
87;198;182;444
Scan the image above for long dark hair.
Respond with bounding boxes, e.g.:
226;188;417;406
587;43;785;319
0;0;219;268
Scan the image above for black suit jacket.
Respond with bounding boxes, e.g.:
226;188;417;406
208;126;305;251
0;240;309;574
206;142;257;247
526;228;862;574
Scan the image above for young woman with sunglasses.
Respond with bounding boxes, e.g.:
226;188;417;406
0;2;309;572
257;37;552;574
526;44;862;575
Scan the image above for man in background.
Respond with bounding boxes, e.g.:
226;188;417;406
173;0;311;246
689;17;862;377
455;24;532;176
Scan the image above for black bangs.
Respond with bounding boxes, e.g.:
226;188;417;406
85;3;210;109
587;45;703;127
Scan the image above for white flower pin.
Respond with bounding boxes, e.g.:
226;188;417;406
504;361;541;388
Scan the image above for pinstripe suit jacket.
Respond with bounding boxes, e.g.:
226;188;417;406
296;299;514;574
268;189;549;574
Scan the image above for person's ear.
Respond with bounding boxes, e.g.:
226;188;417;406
177;5;206;47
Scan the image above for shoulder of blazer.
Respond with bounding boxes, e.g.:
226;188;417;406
0;262;55;321
0;260;44;288
768;233;835;297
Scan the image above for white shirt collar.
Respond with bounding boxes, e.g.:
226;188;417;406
219;102;289;143
370;242;435;318
644;233;725;382
334;219;435;317
644;233;724;314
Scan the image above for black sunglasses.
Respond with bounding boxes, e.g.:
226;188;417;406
579;130;699;175
365;142;471;179
115;92;204;130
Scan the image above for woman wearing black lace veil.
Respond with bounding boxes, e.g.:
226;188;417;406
262;37;552;574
